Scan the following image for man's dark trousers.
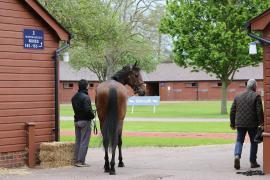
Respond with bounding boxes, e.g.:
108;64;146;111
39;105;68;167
234;127;258;163
74;120;91;163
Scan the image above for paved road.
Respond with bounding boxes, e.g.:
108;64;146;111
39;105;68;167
61;116;228;122
0;144;268;180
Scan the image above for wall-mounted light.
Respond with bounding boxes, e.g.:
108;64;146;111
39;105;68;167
167;86;171;91
249;41;259;55
63;52;69;62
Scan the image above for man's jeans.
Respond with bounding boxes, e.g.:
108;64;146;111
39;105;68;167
74;120;91;163
234;127;258;163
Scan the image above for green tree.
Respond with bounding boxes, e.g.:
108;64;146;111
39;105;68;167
39;0;158;82
160;0;269;114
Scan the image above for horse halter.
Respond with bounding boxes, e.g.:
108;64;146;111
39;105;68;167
133;82;145;94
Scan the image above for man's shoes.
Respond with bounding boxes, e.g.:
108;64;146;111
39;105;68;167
234;156;240;170
251;162;260;168
75;162;90;167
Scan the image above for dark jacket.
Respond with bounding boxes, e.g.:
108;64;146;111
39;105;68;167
71;89;95;122
230;89;264;128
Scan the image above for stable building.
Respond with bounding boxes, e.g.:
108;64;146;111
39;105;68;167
59;62;263;103
0;0;70;168
145;63;263;101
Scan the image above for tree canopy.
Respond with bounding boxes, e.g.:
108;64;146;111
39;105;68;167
160;0;270;114
39;0;162;82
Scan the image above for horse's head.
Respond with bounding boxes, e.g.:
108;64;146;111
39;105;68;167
123;62;146;96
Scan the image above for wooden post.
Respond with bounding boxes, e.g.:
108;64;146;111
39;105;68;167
26;122;36;168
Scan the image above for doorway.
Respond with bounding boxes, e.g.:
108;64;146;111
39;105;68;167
146;82;159;96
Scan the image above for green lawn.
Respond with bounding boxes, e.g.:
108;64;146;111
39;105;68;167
61;101;234;147
61;136;234;147
61;101;232;118
61;121;232;133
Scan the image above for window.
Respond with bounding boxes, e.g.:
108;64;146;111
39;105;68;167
239;82;247;87
212;82;222;87
89;83;94;88
186;82;197;87
63;82;73;89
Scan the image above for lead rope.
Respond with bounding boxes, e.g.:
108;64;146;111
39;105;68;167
92;109;98;135
236;170;264;176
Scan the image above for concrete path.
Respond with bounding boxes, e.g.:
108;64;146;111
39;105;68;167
61;116;228;122
0;144;268;180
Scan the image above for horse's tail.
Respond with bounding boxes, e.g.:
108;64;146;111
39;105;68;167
102;87;119;151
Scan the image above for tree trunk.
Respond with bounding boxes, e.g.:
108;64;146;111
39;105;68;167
105;56;115;80
157;33;161;61
221;80;228;114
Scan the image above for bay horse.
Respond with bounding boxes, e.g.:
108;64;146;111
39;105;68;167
95;62;146;175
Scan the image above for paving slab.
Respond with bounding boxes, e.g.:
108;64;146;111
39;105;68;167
0;144;268;180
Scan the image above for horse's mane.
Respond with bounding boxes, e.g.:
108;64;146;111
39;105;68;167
111;66;130;82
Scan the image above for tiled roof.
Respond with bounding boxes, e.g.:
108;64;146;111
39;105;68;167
60;61;99;81
142;63;263;82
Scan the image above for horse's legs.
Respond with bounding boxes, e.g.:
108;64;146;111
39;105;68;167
118;133;125;167
103;141;110;173
110;147;116;175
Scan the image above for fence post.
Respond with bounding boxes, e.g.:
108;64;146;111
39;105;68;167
26;122;36;168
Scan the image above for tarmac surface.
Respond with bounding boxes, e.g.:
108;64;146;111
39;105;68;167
0;144;268;180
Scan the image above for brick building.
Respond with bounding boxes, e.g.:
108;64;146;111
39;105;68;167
60;62;263;103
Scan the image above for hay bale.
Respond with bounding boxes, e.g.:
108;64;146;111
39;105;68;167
39;142;75;168
40;142;75;151
39;149;75;162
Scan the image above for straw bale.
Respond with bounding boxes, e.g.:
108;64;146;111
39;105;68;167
39;150;74;162
39;142;75;168
40;142;75;151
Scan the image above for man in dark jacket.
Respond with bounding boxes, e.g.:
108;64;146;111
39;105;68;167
230;79;264;170
71;79;95;167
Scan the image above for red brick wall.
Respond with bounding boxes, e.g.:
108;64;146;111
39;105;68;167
60;81;136;104
60;80;263;103
0;151;26;168
59;81;99;103
158;80;263;101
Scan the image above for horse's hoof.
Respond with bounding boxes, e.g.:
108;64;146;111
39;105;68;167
104;166;110;173
109;170;116;175
118;162;125;167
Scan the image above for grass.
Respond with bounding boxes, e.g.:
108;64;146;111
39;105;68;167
61;101;232;118
61;136;234;147
61;101;234;147
61;121;232;133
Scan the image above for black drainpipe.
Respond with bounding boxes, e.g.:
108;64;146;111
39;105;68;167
53;43;70;141
246;23;270;45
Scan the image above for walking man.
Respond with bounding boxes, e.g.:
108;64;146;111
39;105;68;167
230;79;264;170
72;79;95;167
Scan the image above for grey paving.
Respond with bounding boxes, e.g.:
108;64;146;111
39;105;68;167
61;116;228;122
0;144;268;180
